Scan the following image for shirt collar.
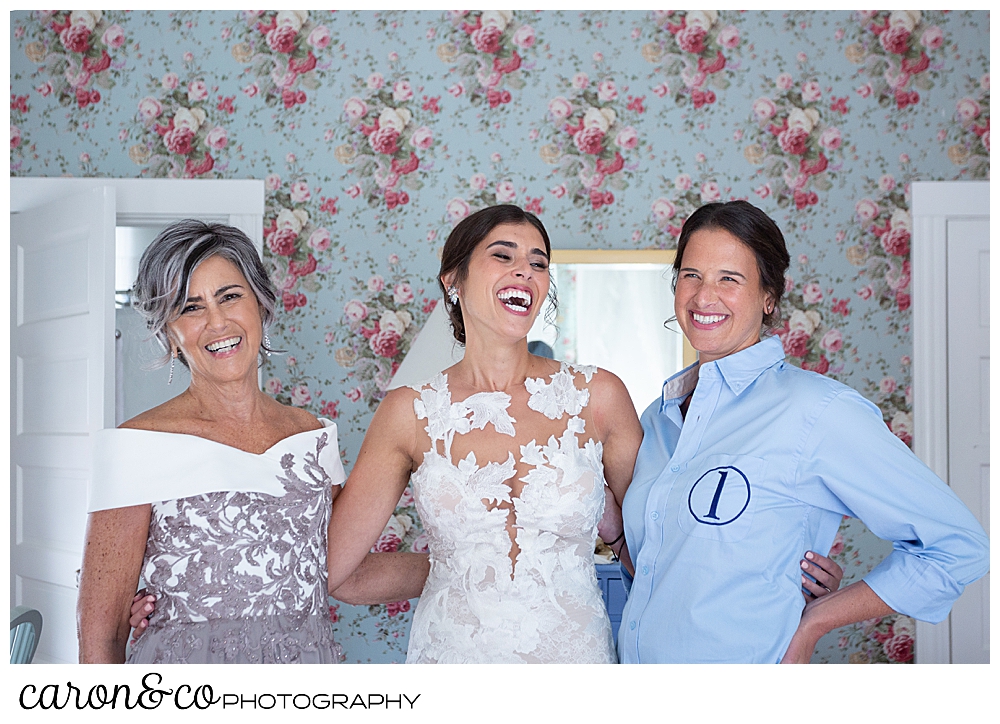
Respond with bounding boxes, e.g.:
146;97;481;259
660;335;785;410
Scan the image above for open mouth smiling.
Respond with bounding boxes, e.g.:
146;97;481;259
690;311;728;328
205;336;242;353
497;287;532;314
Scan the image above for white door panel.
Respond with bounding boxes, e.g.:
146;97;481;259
10;186;115;664
946;217;989;664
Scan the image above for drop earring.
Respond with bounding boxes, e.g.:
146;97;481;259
168;350;176;385
263;332;271;357
447;286;459;305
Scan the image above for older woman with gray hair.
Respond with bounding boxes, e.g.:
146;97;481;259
77;220;351;663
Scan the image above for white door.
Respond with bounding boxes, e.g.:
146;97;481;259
10;187;116;664
911;180;990;664
946;217;989;664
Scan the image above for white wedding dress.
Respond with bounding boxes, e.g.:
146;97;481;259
405;363;617;663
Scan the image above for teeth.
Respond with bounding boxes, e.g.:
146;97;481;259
497;288;532;311
206;336;241;352
693;313;726;324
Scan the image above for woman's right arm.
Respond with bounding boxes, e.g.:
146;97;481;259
326;388;418;594
77;504;150;663
331;552;430;605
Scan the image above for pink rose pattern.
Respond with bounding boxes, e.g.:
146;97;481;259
839;177;914;332
775;256;853;379
439;154;545;236
329;256;432;417
638;11;745;121
13;9;988;666
941;74;990;179
742;68;845;213
17;10;128;131
535;71;643;233
840;11;947;128
261;165;342;318
123;61;231;178
10;93;32;172
432;11;537;120
331;65;440;233
230;11;336;125
637;158;732;248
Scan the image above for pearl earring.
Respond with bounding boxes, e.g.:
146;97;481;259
447;286;459;305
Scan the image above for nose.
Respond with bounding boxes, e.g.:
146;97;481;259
691;279;719;307
512;255;533;279
205;300;227;330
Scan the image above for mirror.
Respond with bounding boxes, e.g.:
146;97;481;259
389;249;696;414
115;224;188;425
529;249;695;413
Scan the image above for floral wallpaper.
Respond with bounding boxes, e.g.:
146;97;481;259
10;10;989;665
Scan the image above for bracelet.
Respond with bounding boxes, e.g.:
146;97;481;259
606;532;625;548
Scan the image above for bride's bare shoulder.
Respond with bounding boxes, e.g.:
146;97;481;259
583;366;635;412
374;385;422;421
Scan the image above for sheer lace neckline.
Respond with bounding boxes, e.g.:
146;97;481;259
411;363;596;456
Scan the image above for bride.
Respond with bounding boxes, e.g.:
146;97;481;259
326;204;640;663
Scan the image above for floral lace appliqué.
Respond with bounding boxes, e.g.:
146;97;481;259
526;362;594;420
406;366;615;664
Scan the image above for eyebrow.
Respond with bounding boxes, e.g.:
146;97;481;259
185;284;245;303
679;267;747;279
486;239;549;259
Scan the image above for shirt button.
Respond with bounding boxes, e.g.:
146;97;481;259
642;565;649;575
629;621;636;630
670;465;680;472
650;511;659;521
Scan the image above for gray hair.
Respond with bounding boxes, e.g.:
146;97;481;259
131;219;278;367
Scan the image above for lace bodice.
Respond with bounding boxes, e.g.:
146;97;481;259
405;363;617;663
90;422;346;664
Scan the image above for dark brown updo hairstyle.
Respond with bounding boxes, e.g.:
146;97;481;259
673;200;790;328
439;204;553;345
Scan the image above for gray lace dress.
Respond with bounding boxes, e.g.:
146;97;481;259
89;420;346;664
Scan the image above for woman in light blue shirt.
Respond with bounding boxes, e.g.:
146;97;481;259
606;200;989;663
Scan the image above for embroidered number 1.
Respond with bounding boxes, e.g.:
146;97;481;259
687;465;751;526
705;469;728;520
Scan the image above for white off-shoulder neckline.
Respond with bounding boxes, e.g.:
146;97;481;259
88;418;345;512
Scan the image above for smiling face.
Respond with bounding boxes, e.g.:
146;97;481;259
444;222;550;345
165;254;263;385
674;227;772;365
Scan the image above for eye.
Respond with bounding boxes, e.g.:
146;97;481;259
222;292;243;302
721;275;739;283
181;304;201;314
492;252;512;261
531;261;549;271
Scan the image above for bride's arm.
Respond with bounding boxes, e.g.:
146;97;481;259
331;552;430;604
589;370;643;576
327;387;419;594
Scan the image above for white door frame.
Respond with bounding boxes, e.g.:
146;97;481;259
910;180;989;663
11;178;264;247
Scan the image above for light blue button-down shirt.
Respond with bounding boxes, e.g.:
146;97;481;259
618;336;990;664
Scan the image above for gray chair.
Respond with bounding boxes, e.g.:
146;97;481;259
10;606;43;664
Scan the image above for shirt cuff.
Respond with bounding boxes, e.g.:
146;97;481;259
864;551;967;624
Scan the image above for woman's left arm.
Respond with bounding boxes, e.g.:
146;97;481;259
790;388;989;656
781;581;893;663
590;370;644;576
